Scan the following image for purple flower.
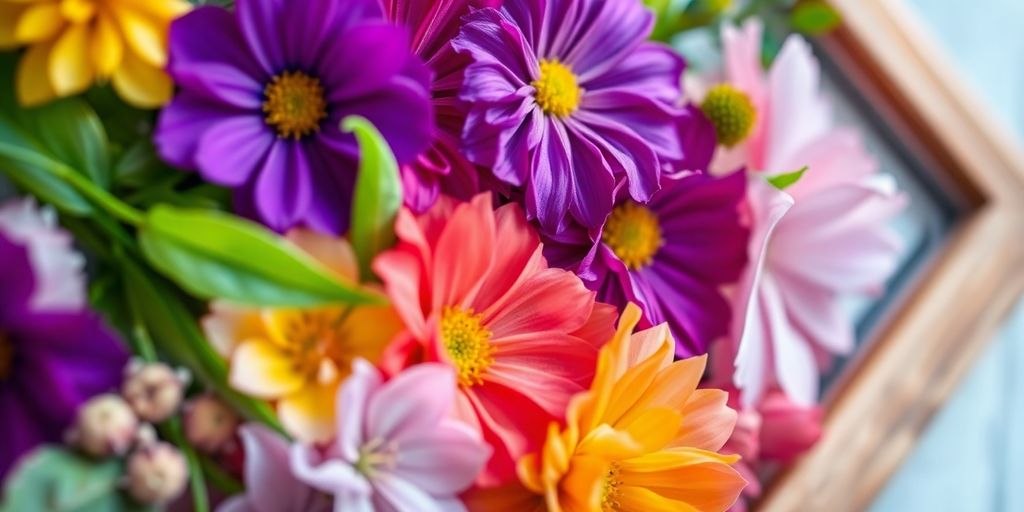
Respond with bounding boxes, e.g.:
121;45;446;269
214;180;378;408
0;233;127;479
156;0;434;234
545;170;749;357
453;0;704;234
385;0;501;212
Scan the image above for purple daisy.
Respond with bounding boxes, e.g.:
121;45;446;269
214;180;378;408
156;0;434;234
453;0;703;234
0;232;127;478
545;170;749;357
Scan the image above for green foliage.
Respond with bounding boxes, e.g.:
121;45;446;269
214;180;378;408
138;205;387;307
346;116;403;282
767;166;809;190
0;448;151;512
790;1;841;35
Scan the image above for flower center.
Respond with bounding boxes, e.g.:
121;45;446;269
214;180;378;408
700;84;757;147
440;307;494;387
601;462;623;511
272;309;350;381
532;59;583;117
0;330;12;380
354;437;399;477
262;71;327;139
602;202;663;270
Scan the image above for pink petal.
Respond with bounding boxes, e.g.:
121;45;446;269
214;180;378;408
372;473;453;512
236;424;321;512
765;35;832;172
480;268;595;339
392;420;489;496
432;195;496;308
366;363;456;443
337;359;382;461
761;274;819;407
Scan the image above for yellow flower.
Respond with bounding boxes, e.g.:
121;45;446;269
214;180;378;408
201;230;401;443
468;303;746;512
0;0;190;108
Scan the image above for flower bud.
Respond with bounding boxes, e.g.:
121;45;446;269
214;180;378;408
124;442;189;505
67;394;139;457
122;360;190;423
184;393;239;454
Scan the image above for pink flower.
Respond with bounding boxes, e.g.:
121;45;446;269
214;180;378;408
712;20;907;407
290;359;490;511
0;198;85;311
218;424;330;512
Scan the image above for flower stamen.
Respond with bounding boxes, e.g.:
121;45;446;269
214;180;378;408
700;84;757;147
602;202;663;270
440;307;494;387
533;59;583;117
601;462;623;511
262;71;327;139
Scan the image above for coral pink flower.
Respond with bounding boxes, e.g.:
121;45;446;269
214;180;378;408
290;360;490;511
373;193;616;486
712;21;907;407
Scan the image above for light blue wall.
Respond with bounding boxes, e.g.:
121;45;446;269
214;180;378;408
871;1;1024;510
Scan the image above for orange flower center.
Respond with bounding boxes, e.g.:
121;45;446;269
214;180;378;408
0;330;12;380
275;309;350;381
602;202;663;270
440;307;494;387
601;461;623;511
533;59;583;117
263;71;327;139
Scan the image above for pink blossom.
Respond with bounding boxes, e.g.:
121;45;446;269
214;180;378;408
218;424;330;512
290;360;490;512
0;198;85;311
713;21;907;407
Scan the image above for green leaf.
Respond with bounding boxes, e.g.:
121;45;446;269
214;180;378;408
345;116;403;282
138;205;386;307
0;447;151;512
121;258;283;431
790;1;842;36
0;55;110;215
767;166;808;190
114;139;172;189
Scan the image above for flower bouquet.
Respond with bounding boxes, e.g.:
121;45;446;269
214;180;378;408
0;0;906;510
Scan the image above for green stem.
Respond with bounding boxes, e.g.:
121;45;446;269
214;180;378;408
165;418;210;512
200;455;243;495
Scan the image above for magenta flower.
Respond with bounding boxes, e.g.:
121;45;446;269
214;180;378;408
218;424;330;512
0;200;127;478
453;0;704;233
156;0;434;234
384;0;500;212
290;360;489;511
544;170;748;357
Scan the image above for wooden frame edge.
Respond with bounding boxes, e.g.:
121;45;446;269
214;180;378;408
759;1;1024;510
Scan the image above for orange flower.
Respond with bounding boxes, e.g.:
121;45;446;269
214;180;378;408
468;304;746;511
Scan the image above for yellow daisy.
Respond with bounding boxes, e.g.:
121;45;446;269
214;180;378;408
0;0;190;107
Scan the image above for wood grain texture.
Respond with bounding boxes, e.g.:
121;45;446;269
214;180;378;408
758;0;1024;510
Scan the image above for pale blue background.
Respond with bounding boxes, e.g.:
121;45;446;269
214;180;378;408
871;0;1024;510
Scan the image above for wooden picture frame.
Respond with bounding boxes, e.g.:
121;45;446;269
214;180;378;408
759;0;1024;510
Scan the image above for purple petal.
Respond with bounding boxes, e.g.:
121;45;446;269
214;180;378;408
557;0;653;81
235;0;285;74
582;42;685;104
195;115;275;187
155;93;244;169
301;146;355;235
321;23;413;103
252;141;313;232
525;118;572;233
564;125;615;229
0;234;34;326
327;74;434;164
581;90;684;164
453;8;538;84
282;0;338;69
0;390;48;479
572;111;661;203
168;6;266;108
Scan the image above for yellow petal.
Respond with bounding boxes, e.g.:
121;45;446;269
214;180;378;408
341;305;402;362
617;486;698;512
228;339;306;399
576;424;644;461
558;454;607;512
619;407;682;454
112;7;166;67
16;40;57;106
0;4;29;49
114;0;191;21
90;12;122;77
14;2;64;44
110;50;172;108
58;0;95;23
48;21;93;96
278;382;338;443
201;301;267;357
615;355;706;430
618;448;745;512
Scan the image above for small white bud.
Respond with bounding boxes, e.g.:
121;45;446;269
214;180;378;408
67;394;139;458
122;362;187;423
124;442;189;505
183;394;239;454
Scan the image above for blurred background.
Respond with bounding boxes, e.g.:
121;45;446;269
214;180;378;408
871;0;1024;510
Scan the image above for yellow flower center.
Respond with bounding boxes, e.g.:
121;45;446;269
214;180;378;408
601;462;623;511
602;202;663;270
0;331;12;381
274;309;351;380
440;307;494;387
532;59;583;117
700;84;757;147
262;71;328;139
